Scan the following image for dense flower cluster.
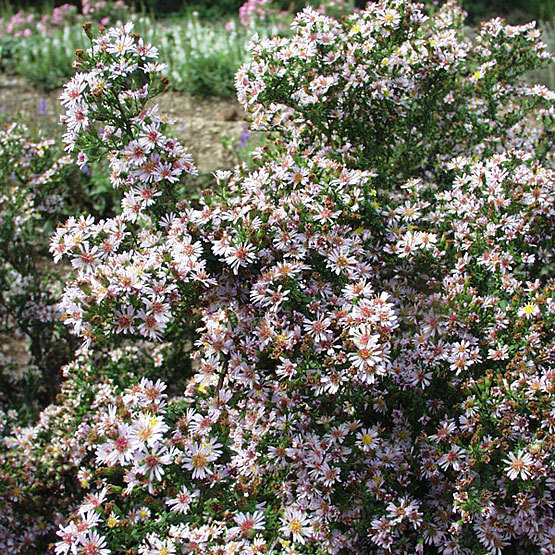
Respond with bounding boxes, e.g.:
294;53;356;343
46;22;402;553
1;1;554;553
237;1;552;180
374;152;555;552
50;22;200;347
0;345;173;552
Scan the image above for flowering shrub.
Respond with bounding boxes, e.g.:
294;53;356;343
375;151;555;552
1;1;554;553
0;1;132;40
238;0;292;29
0;122;78;417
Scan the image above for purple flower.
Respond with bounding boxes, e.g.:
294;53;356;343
237;125;250;149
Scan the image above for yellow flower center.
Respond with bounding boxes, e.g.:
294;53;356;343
361;434;373;445
289;519;302;534
192;453;207;469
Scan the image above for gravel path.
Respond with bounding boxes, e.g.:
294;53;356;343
0;74;246;173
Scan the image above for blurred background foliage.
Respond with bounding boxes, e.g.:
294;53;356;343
4;0;554;21
0;0;552;94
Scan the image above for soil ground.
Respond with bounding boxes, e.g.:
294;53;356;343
0;74;246;174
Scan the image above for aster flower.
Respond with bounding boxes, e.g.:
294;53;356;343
517;302;540;319
279;507;312;545
96;423;135;466
227;510;266;539
504;449;534;480
182;442;213;480
166;486;199;515
224;241;257;274
54;522;78;555
130;414;169;448
357;426;380;451
78;530;110;555
135;445;173;482
438;445;467;472
303;314;332;343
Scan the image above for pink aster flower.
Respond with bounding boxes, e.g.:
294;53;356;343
227;510;266;539
166;486;199;515
78;530;110;555
136;445;173;482
438;444;466;472
182;442;213;479
224;241;256;274
504;449;534;480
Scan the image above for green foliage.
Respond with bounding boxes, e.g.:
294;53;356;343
183;50;241;98
13;25;87;89
127;0;244;18
144;15;248;97
419;0;554;24
0;122;76;416
222;124;268;168
71;160;123;218
0;35;21;73
6;12;282;95
0;119;130;419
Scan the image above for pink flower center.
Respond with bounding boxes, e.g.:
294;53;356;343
145;454;159;468
114;436;129;452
